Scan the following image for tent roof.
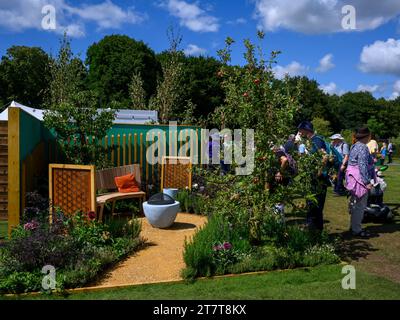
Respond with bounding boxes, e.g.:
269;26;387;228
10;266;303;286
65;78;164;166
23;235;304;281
0;101;158;124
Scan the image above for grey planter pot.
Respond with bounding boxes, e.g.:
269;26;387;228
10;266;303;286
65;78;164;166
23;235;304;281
142;201;180;228
163;188;179;199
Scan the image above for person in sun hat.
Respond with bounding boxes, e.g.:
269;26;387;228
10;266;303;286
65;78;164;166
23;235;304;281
297;120;328;231
345;127;376;238
329;133;349;196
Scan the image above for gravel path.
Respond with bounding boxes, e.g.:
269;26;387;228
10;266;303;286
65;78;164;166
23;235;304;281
94;213;207;287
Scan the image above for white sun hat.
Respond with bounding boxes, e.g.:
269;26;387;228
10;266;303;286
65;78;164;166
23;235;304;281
329;133;345;140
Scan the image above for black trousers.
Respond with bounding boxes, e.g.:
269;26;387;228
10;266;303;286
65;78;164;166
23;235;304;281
306;184;328;230
388;152;393;163
334;168;346;193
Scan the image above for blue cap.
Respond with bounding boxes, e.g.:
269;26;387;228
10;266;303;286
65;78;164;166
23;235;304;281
297;121;314;133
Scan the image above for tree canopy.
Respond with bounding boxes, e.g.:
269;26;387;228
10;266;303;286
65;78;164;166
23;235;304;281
1;33;400;139
85;35;161;109
0;46;51;107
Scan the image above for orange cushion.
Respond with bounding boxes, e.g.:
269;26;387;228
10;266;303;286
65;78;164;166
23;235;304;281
114;174;140;193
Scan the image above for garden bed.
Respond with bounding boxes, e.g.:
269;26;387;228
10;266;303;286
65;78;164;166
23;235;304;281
0;212;144;294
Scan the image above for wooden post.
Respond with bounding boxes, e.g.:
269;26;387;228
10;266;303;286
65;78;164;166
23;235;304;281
8;107;20;237
117;134;121;167
140;133;143;179
122;134;126;166
111;135;114;166
128;133;132;165
104;135;108;162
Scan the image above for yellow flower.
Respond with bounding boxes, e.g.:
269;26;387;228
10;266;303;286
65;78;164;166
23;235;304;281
102;231;111;241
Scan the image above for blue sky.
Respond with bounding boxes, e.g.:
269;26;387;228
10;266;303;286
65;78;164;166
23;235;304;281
1;0;400;99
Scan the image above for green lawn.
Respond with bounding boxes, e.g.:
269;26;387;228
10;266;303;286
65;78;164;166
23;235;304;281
0;220;7;239
1;161;399;300
323;161;400;284
3;264;400;300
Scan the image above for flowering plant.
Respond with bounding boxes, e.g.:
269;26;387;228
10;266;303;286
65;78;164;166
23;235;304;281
23;220;40;231
211;241;242;272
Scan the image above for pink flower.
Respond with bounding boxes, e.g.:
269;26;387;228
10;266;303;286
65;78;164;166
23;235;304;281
213;245;222;251
223;242;232;250
23;220;39;231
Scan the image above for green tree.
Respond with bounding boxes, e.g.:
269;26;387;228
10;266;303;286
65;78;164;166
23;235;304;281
86;35;161;108
46;34;87;108
312;117;333;137
0;46;51;107
129;72;146;109
335;92;377;130
212;33;322;243
151;28;184;123
181;55;224;120
44;35;114;168
281;77;331;129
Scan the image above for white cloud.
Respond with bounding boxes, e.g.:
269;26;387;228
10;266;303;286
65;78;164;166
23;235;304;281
316;54;335;73
319;82;345;96
357;84;385;94
66;1;146;30
0;0;145;37
390;80;400;99
273;61;309;79
163;0;219;32
227;17;247;25
254;0;400;34
359;38;400;76
184;44;207;56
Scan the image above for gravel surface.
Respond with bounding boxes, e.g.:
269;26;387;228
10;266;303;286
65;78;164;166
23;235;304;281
94;213;207;287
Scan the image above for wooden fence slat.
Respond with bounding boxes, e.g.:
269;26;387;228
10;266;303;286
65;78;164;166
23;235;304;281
128;133;132;165
122;134;126;166
134;133;138;163
117;134;121;167
140;133;143;184
111;135;114;165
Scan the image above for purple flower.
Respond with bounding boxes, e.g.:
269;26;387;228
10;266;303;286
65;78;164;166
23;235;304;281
23;220;39;231
223;242;232;250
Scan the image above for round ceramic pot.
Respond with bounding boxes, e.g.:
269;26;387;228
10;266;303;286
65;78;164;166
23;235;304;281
163;188;179;199
142;201;180;228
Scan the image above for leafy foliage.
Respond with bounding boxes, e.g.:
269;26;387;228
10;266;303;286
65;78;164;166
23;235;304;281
86;35;161;108
0;46;51;107
0;211;143;294
312;117;333;137
129;72;147;109
43;91;115;168
43;34;115;168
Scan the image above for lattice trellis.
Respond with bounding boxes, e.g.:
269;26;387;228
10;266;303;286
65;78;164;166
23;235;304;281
49;164;95;221
160;156;192;190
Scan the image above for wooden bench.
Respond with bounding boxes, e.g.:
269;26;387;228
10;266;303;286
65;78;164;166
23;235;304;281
96;164;146;221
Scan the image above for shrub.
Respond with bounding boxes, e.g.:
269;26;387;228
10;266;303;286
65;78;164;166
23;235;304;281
302;244;340;267
0;212;143;294
182;214;250;279
23;191;49;223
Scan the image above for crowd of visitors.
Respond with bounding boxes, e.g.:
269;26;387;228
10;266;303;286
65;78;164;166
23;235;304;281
285;121;395;237
208;122;395;238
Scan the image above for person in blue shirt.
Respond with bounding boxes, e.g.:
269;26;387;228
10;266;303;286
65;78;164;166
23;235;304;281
380;142;387;166
330;134;350;196
297;121;328;231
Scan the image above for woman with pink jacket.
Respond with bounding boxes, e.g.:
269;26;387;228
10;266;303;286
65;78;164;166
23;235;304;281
345;127;376;238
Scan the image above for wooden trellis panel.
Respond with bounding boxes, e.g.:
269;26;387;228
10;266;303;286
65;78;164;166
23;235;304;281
49;164;95;222
160;156;192;191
